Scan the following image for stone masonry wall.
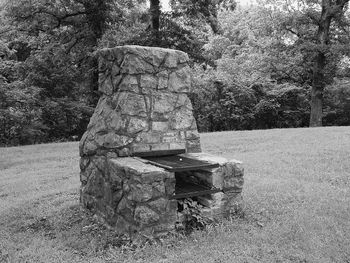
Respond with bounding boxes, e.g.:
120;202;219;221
79;45;201;158
79;46;244;237
79;46;202;236
175;153;244;222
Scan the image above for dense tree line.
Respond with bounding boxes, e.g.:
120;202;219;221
0;0;349;146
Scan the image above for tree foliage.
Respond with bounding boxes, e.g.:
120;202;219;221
1;0;350;146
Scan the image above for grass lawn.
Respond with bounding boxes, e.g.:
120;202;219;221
0;126;349;262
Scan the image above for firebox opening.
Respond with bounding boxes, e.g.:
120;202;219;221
175;194;215;232
174;171;219;202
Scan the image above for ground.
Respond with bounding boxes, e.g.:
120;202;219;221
0;126;349;262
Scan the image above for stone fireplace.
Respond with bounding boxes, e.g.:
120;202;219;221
79;45;244;237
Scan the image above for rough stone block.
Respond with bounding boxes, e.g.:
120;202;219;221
99;74;113;95
79;157;90;171
129;183;153;202
169;142;186;150
148;198;168;213
115;92;149;117
118;75;139;92
117;148;131;157
139;132;161;144
157;71;168;90
152;92;177;114
124;45;167;68
106;111;127;131
170;108;195;130
79;133;98;156
183;152;231;166
152;121;169;132
168;66;191;93
134;206;160;227
127;118;148;135
140;74;158;90
95;133;133;149
120;53;155;74
164;51;178;68
150;143;170;151
132;144;151;153
164;177;176;195
161;131;179;143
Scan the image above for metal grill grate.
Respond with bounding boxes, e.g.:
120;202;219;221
142;154;219;172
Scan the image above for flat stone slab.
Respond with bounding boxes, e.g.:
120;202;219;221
109;157;168;174
181;152;243;166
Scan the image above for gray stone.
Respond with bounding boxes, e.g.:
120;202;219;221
132;144;151;154
114;92;149;117
164;52;178;68
223;174;244;189
170;108;195;130
141;171;164;184
80;157;90;171
118;75;139;92
149;198;168;213
157;71;168;90
175;50;189;64
98;57;113;73
152;92;177;114
99;48;117;62
150;143;170;151
123;45;167;68
114;216;132;233
82;169;105;198
120;54;155;74
152;121;168;132
127;118;149;135
129;183;153;202
106;111;127;131
169;142;186;150
134;206;159;226
139;132;161;144
116;197;134;221
91;156;107;174
109;157;166;175
99;74;113;95
111;63;120;77
95;133;133;149
168;66;191;93
152;180;166;198
117;148;131;157
80;133;98;156
164;177;175;195
112;75;123;91
140;74;158;90
175;94;191;108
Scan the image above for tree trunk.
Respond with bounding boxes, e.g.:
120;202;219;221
207;14;223;35
150;0;161;44
309;82;324;127
309;1;332;127
82;0;109;107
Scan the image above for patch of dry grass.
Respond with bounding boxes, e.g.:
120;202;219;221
0;127;350;262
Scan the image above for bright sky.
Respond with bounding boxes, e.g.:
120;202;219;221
160;0;256;11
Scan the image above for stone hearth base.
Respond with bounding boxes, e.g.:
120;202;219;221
80;153;243;237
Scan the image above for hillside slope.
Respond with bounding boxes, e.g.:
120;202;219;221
0;126;349;262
